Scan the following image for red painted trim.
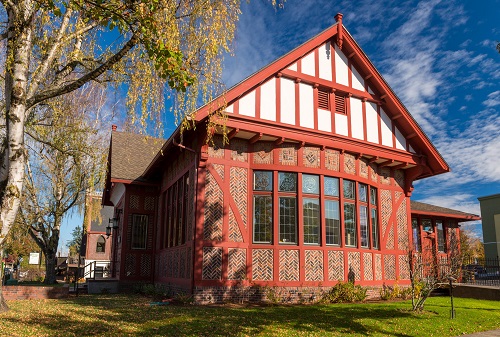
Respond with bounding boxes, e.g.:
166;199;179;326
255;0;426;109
295;79;301;126
362;99;368;142
314;48;320;79
255;86;261;120
276;75;282;123
410;210;480;221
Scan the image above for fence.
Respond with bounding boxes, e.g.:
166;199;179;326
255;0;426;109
461;257;500;287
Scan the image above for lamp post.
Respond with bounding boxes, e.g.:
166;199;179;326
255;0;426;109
449;276;456;319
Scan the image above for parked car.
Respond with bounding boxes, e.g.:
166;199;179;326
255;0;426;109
463;264;486;276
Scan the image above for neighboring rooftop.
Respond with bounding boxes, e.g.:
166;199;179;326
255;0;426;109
110;131;165;182
411;200;480;221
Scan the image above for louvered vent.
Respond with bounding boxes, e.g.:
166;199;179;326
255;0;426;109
318;89;330;110
335;95;346;114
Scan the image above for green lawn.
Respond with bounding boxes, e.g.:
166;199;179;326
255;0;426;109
1;295;499;336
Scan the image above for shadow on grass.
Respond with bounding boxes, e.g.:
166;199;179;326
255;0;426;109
2;295;429;337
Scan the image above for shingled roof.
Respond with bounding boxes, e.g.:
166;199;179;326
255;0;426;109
110;131;165;182
410;200;480;221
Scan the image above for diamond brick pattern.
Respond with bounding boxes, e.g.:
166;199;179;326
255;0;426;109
230;138;248;162
380;167;391;185
160;252;167;278
384;255;396;280
125;254;136;277
364;253;373;281
399;255;410;280
348;252;361;281
396;193;409;250
325;149;340;171
344;153;356;175
228;248;247;280
202;247;222;280
387;226;395;250
305;250;323;281
303;147;320;168
375;254;382;280
253;142;274;164
212;164;225;180
228;208;243;242
381;189;393;250
279;250;299;281
144;196;155;211
208;135;225;158
173;249;180;278
252;249;273;281
204;171;223;241
369;163;378;182
328;250;344;281
394;169;405;188
140;254;152;277
360;159;368;178
230;167;248;229
130;195;140;210
279;144;297;166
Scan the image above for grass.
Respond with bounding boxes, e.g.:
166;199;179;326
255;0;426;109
1;294;499;336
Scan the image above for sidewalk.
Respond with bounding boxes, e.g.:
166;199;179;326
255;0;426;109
459;330;500;337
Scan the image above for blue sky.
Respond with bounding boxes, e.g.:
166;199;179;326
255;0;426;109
59;0;499;253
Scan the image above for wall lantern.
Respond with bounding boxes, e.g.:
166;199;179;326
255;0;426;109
106;209;122;238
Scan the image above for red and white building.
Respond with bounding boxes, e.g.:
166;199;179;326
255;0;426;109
103;15;479;302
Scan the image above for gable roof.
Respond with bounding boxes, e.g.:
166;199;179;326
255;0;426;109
192;16;449;180
410;200;480;221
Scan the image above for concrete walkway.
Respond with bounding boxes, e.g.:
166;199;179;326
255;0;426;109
459;330;500;336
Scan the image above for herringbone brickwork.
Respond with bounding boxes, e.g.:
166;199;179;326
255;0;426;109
328;250;344;281
213;163;225;180
305;250;323;281
325;149;340;171
303;147;320;168
144;196;155;211
253;142;274;164
202;247;223;280
228;208;243;242
125;254;136;277
230;138;248;162
396;193;409;250
381;189;393;250
279;250;300;281
344;153;356;175
375;254;382;280
252;249;273;281
140;254;151;277
384;254;396;280
348;252;361;281
399;254;410;280
230;167;248;230
394;169;405;189
208;135;225;158
166;250;173;277
364;253;373;281
228;248;247;280
369;163;378;182
279;144;297;166
360;158;368;178
130;195;140;209
204;171;223;241
380;167;391;185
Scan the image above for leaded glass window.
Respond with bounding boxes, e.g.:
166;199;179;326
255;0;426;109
254;171;273;191
131;214;148;249
325;200;340;245
360;206;369;247
436;220;445;252
343;180;355;200
279;197;296;243
253;196;273;243
302;174;319;194
278;172;297;192
344;203;356;247
303;198;320;244
412;218;421;252
324;177;339;197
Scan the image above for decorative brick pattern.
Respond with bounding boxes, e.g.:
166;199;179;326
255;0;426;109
187;168;195;241
173;249;180;278
187;247;192;279
325;149;340;171
125;254;136;277
364;253;373;281
348;252;361;281
230;167;248;230
396;193;409;250
208;135;225;158
253;142;274;164
202;247;223;280
305;250;323;281
394;169;405;189
369;163;378;182
384;255;396;280
387;227;395;251
166;251;173;277
144;196;155;211
381;189;393;250
228;248;247;280
399;255;410;280
360;159;368;178
160;252;167;278
344;153;356;175
279;250;300;281
380;167;391;185
252;249;273;281
130;195;140;210
279;144;297;166
204;171;223;241
212;164;225;180
303;147;320;168
328;250;344;281
230;138;248;162
228;208;243;242
375;254;382;280
140;254;152;277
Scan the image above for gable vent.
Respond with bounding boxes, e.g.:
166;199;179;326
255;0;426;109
318;89;330;110
335;94;347;114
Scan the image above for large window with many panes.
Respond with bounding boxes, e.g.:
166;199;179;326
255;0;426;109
252;171;379;249
161;172;189;248
436;220;446;252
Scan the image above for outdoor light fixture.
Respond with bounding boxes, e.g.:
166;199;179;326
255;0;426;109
106;216;120;238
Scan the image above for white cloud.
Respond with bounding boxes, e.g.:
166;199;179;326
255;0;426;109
483;91;500;107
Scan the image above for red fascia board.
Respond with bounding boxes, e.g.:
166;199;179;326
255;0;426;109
110;178;158;186
411;210;481;221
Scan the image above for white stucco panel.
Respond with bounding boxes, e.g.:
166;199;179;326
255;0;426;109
280;77;296;125
318;42;333;81
350;98;364;140
260;78;276;121
110;183;126;207
317;108;331;132
299;83;314;129
225;104;234;113
366;102;379;144
395;126;407;151
301;52;315;77
335;113;348;136
352;66;365;91
239;90;256;117
335;45;349;86
288;62;298;72
380;109;393;147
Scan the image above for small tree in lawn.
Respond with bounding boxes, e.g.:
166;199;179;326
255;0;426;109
408;230;461;311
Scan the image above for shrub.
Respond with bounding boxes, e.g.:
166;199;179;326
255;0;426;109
321;281;367;303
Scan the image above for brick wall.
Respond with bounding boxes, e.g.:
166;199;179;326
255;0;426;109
3;286;69;300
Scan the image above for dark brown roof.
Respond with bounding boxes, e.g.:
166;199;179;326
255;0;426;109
110;131;165;181
410;200;480;221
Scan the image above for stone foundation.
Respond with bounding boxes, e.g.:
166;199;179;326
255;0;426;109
3;285;69;300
